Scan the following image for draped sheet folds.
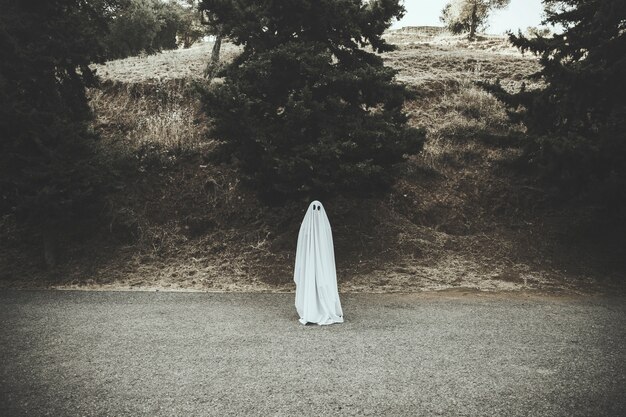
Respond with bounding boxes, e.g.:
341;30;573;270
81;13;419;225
294;200;344;325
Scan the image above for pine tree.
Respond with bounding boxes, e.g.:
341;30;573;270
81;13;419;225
198;0;424;202
0;0;118;266
489;0;626;203
441;0;511;40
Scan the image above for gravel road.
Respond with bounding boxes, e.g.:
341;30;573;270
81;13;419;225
1;290;624;416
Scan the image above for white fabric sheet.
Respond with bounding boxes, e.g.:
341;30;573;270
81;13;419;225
294;201;344;325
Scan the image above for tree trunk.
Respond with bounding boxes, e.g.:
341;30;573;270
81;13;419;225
469;2;478;40
43;228;58;269
211;34;222;64
204;33;223;78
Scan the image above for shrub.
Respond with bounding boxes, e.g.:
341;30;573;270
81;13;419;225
105;0;162;59
104;0;205;60
0;0;114;267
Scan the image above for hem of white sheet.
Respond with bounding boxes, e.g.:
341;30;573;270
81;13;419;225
298;316;344;326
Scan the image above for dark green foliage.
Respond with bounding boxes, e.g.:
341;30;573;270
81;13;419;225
486;0;626;204
104;0;204;59
176;4;206;49
0;0;116;265
105;0;161;58
199;0;424;202
153;2;182;51
153;1;205;50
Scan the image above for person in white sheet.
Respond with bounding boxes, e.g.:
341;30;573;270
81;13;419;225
294;200;344;325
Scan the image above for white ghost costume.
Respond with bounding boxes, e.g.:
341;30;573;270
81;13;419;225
294;201;344;325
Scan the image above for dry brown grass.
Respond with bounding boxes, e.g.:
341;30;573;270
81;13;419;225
2;31;621;294
92;41;241;83
87;41;241;154
89;81;210;152
383;30;541;94
88;33;537;158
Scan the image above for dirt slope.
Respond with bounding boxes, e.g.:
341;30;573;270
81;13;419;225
1;29;624;294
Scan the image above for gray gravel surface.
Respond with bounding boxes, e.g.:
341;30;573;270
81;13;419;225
0;290;625;416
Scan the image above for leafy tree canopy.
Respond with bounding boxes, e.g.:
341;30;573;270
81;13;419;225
105;0;205;59
441;0;510;39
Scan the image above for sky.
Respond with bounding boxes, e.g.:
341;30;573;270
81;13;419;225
391;0;546;35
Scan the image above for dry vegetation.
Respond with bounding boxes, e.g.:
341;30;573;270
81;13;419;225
92;42;241;83
1;28;623;294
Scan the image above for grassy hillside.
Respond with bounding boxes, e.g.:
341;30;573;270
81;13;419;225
1;29;623;293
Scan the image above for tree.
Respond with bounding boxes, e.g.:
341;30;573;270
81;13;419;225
440;0;511;40
175;3;205;49
105;0;162;58
199;0;425;202
0;0;117;267
486;0;626;207
104;0;204;60
198;0;230;76
154;1;183;50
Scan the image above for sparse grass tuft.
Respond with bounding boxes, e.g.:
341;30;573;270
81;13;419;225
89;80;211;153
447;84;509;128
92;41;241;83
